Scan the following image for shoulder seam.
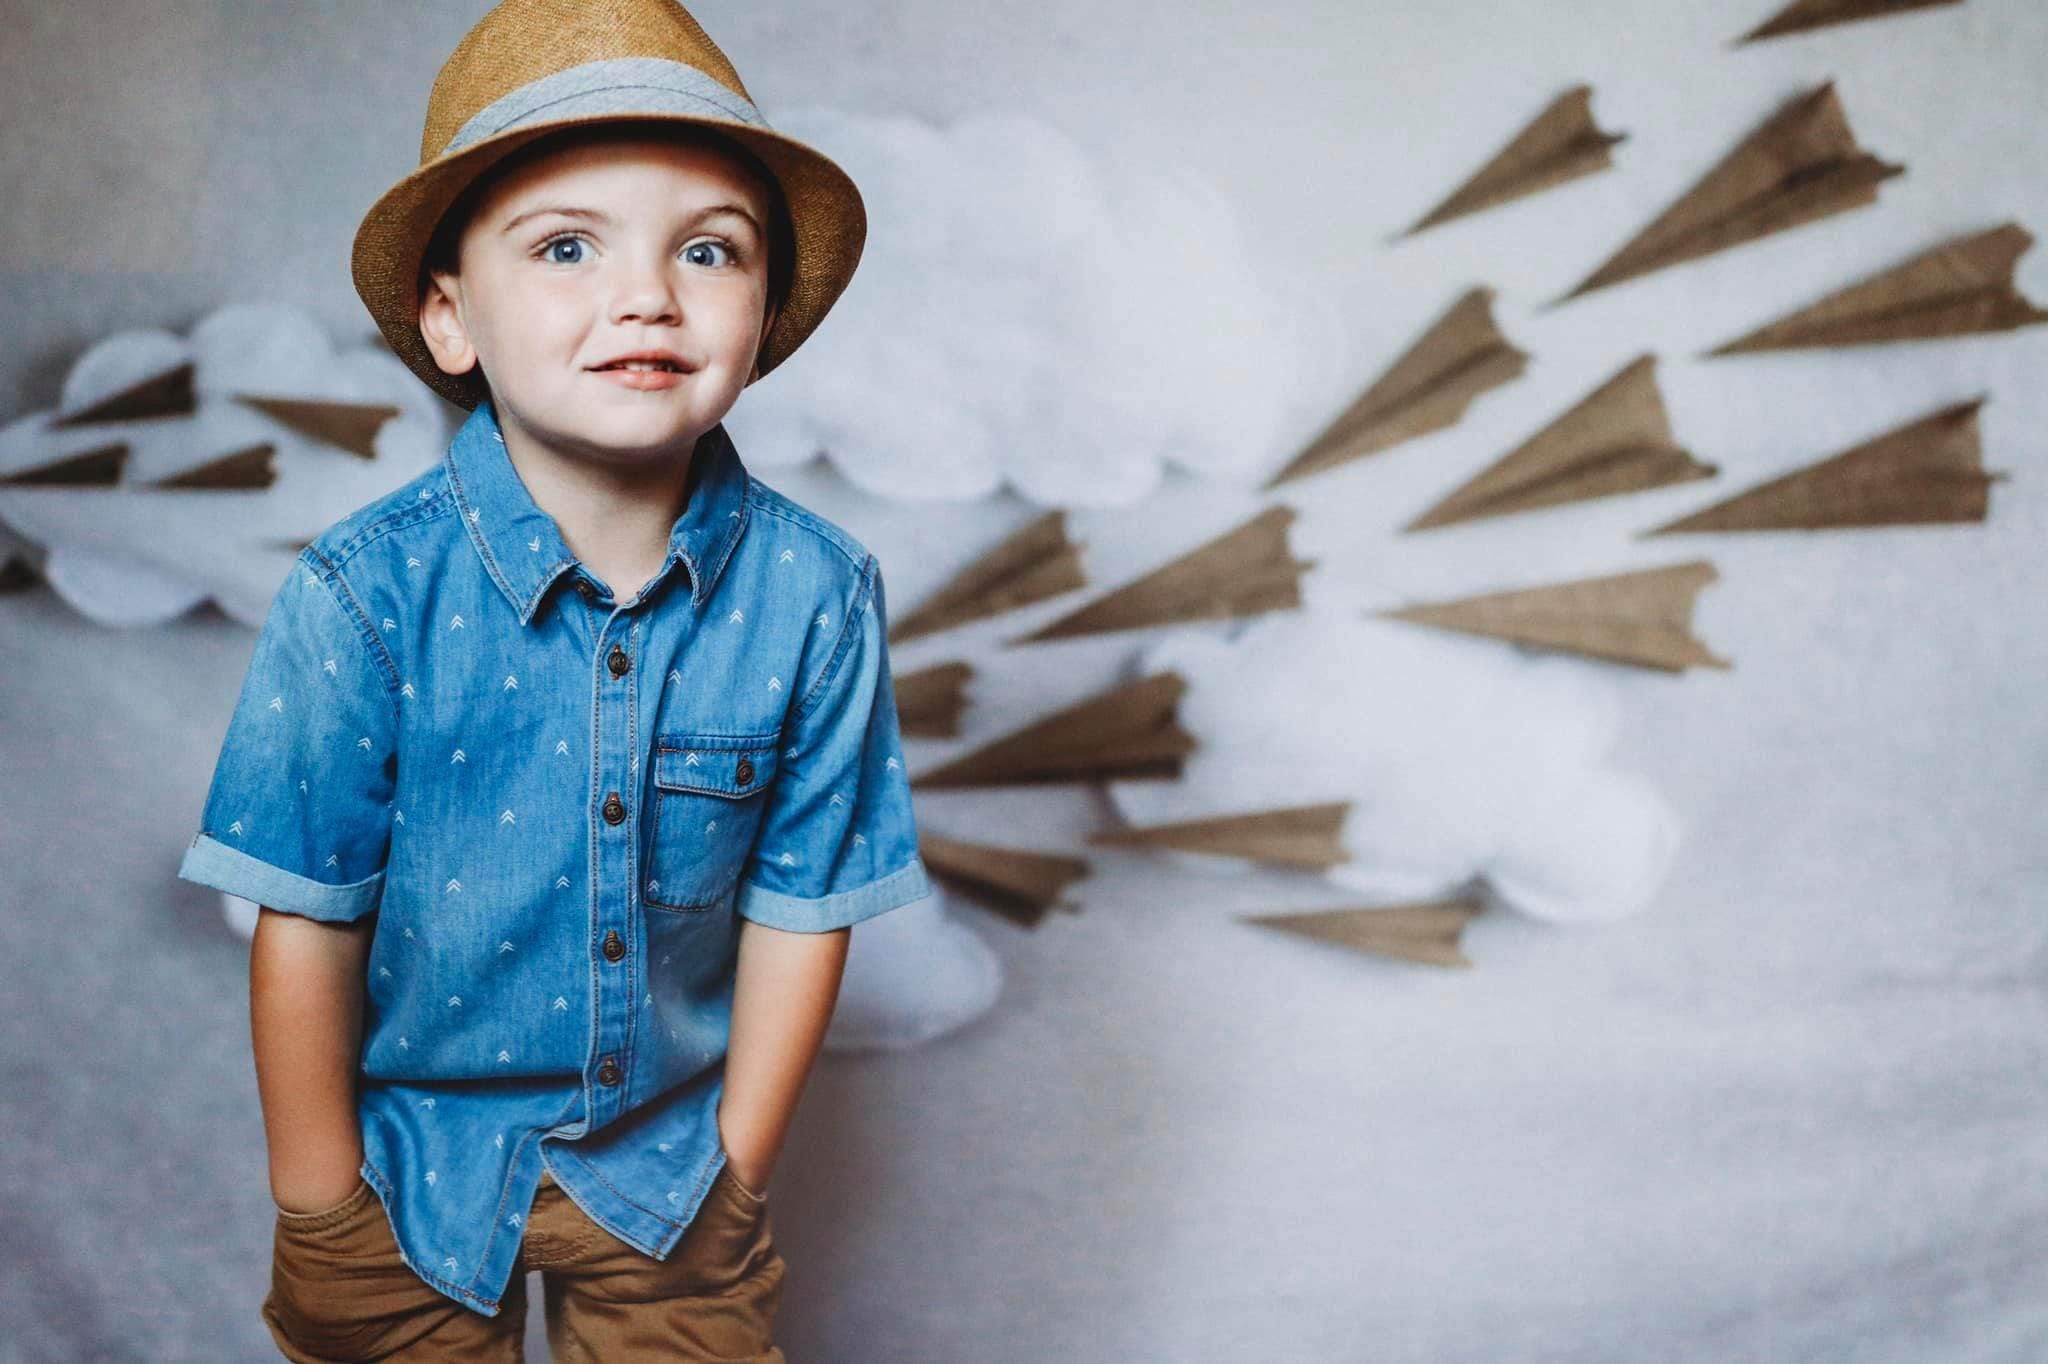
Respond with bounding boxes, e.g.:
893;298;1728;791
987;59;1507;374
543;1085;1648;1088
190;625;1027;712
744;484;868;574
320;479;454;574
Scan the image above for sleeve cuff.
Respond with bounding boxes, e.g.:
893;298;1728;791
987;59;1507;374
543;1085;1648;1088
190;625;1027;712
176;833;385;923
735;856;934;933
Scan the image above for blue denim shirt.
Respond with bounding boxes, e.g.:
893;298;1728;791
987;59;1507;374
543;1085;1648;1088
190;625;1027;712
177;397;932;1316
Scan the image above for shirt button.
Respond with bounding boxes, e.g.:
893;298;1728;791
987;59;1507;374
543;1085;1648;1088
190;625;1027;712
735;756;755;785
602;930;625;963
607;644;630;678
602;792;626;825
575;579;596;601
597;1057;622;1087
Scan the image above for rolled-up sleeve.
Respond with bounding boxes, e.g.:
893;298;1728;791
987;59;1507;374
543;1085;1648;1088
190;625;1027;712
177;552;398;922
735;554;933;933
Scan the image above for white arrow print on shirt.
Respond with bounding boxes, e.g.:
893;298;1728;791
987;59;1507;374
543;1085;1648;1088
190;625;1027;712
495;1133;505;1149
705;819;717;833
268;697;284;713
528;537;541;552
358;737;373;752
497;1050;511;1063
886;756;901;770
323;657;338;676
468;508;481;524
728;609;744;623
768;676;782;692
407;556;421;569
228;820;245;837
779;852;796;866
401;682;416;698
301;779;308;793
378;967;391;979
508;1212;522;1227
828;793;844;806
325;853;340;867
553;997;569;1011
779;549;795;563
500;810;516;825
499;940;514;953
503;675;517;691
449;614;464;630
398;1036;409;1048
383;617;396;631
668;669;684;688
853;834;866;846
816;612;829;629
556;740;570;755
426;1171;438;1185
420;1097;435;1109
684;752;701;766
303;570;319;587
658;1142;672;1153
404;927;415;939
445;879;462;894
394;810;406;826
667;1189;683;1206
451;749;466;763
448;995;462;1007
555;876;570;889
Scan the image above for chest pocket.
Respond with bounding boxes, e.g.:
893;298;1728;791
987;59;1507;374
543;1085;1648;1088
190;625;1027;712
644;731;781;912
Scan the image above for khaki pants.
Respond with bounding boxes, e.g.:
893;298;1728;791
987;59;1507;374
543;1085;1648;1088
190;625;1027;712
263;1167;786;1362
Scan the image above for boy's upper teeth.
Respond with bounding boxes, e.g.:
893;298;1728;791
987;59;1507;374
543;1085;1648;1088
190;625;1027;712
609;359;675;370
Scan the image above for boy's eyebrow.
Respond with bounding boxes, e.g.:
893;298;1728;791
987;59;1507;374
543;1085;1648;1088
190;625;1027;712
499;202;763;236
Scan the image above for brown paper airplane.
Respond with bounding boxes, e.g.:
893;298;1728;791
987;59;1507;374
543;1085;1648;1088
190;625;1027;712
1400;85;1627;239
1556;83;1903;305
1707;222;2048;355
1405;354;1717;531
1644;397;2000;535
910;669;1196;790
893;660;974;739
148;443;279;490
1737;0;1964;45
890;509;1088;644
1009;505;1314;643
917;831;1090;928
233;395;403;459
1239;894;1486;968
53;363;195;425
1088;800;1352;870
1262;287;1529;488
1377;560;1731;672
0;442;130;486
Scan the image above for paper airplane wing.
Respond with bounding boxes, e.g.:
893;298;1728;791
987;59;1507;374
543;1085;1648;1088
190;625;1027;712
53;362;195;426
1402;85;1627;238
889;509;1089;644
1089;800;1353;869
1405;354;1717;531
1738;0;1964;44
1012;504;1314;643
917;831;1091;927
1263;287;1529;488
1240;895;1486;968
1645;398;2001;534
1708;222;2048;354
1559;83;1903;304
910;670;1196;789
1379;559;1731;672
233;396;404;460
893;660;974;739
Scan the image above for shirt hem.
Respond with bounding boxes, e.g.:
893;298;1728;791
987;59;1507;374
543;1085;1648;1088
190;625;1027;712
733;856;934;933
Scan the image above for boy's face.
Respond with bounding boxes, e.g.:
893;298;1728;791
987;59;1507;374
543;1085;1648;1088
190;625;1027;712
419;131;780;469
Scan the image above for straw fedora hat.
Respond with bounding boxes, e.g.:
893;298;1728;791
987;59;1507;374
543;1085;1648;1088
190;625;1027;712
351;0;866;410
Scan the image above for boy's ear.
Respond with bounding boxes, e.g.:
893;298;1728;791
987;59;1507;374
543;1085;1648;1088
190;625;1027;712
418;271;481;381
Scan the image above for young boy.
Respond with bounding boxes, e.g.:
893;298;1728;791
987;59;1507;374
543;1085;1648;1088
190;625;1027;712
176;2;931;1358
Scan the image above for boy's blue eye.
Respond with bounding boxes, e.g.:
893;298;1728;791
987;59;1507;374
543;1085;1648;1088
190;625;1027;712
541;235;585;265
684;239;735;268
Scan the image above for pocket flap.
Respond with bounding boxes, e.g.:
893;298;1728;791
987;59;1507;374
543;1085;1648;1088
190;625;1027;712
653;733;779;799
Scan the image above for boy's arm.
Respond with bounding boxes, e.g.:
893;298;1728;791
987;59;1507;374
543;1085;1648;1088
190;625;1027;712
717;918;852;1192
251;906;374;1214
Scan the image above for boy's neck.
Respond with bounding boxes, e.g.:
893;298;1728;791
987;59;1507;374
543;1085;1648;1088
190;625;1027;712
495;412;703;605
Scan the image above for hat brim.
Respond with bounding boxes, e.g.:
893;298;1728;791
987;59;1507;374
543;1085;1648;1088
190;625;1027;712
351;112;866;411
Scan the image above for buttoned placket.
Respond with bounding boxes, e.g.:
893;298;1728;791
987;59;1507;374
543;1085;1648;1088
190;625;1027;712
584;577;636;1127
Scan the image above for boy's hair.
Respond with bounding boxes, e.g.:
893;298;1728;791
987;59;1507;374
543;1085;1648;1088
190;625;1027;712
418;119;797;335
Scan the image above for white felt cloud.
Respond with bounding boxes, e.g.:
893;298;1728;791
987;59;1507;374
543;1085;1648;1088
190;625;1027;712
1103;606;1681;923
0;301;448;627
723;109;1348;508
822;890;1004;1054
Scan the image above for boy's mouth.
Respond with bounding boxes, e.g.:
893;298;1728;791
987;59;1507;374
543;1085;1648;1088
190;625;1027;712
589;350;694;373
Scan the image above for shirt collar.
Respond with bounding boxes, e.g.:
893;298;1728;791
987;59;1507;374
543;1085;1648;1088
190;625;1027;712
444;397;752;626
